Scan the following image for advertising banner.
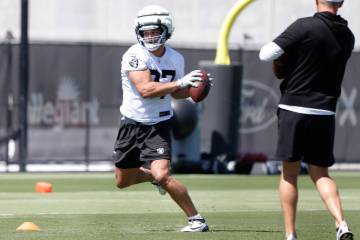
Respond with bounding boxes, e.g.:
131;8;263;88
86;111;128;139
0;44;358;163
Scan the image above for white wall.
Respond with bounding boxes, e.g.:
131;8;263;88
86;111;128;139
0;0;359;49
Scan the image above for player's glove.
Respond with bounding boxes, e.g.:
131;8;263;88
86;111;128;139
176;70;203;89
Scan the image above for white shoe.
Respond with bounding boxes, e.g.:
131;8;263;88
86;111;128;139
180;218;209;232
286;234;297;240
337;222;354;240
151;181;166;195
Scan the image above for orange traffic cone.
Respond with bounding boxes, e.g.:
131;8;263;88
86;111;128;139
16;222;41;231
35;182;52;193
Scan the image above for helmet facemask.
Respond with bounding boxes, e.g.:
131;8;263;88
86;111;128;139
136;25;168;52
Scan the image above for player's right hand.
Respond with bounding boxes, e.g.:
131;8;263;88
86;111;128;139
176;70;203;89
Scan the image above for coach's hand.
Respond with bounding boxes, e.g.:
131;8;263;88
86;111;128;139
176;70;203;89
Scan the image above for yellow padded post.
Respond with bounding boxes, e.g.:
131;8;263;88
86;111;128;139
215;0;255;65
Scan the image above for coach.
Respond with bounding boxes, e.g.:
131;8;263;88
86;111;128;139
259;0;355;240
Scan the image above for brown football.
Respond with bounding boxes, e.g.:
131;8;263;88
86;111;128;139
273;52;293;79
189;70;211;102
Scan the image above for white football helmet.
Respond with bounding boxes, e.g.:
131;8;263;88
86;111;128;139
134;5;174;51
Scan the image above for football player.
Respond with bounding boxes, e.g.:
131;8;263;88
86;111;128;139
113;5;209;232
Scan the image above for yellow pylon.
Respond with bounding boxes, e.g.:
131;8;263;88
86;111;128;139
16;222;41;231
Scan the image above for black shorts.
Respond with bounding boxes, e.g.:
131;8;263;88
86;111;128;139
113;118;171;169
276;108;335;167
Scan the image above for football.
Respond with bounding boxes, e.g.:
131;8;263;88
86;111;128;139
273;52;293;79
189;70;211;102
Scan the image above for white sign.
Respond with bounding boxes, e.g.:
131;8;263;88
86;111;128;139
28;77;99;128
338;88;358;126
240;80;279;134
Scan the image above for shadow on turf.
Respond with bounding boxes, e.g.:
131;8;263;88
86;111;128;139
147;229;281;233
210;229;281;233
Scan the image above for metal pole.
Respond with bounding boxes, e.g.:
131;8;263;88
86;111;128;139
5;31;14;172
84;44;92;171
19;0;29;172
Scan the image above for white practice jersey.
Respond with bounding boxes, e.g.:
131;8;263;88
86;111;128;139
120;43;185;123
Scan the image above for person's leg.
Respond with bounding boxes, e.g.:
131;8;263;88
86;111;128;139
115;166;153;189
150;159;208;232
280;161;301;239
151;159;198;217
308;164;344;227
308;165;354;240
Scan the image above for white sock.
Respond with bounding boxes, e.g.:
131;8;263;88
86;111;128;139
286;234;297;240
339;221;347;227
188;214;202;221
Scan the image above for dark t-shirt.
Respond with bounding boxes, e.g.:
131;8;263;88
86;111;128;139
274;12;355;111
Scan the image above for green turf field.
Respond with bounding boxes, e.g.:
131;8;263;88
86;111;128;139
0;172;358;240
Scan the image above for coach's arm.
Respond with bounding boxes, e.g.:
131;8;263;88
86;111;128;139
259;42;287;80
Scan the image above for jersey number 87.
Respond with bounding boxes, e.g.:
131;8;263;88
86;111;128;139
150;69;176;99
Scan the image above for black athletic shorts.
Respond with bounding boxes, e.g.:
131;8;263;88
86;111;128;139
276;108;335;167
113;118;171;169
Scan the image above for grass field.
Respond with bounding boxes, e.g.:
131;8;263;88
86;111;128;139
0;172;358;240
